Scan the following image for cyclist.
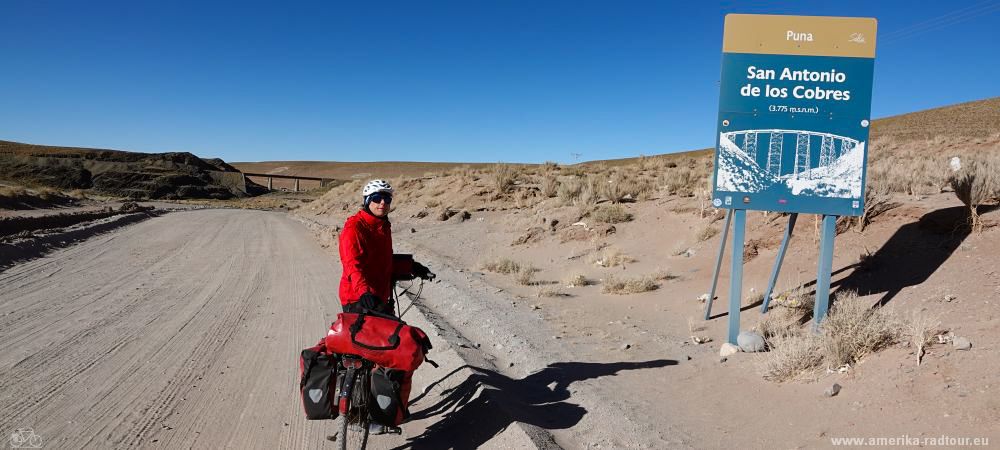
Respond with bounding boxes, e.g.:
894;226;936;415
337;179;434;435
339;179;434;314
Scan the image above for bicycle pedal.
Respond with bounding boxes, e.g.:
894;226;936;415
368;423;402;435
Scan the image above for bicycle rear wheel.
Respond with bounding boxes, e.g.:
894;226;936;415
338;368;371;450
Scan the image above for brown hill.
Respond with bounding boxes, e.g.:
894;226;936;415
0;140;259;199
870;96;1000;142
235;96;1000;179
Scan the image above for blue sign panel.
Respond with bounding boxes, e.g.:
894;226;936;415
712;15;877;216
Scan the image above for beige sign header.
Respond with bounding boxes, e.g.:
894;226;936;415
723;14;877;58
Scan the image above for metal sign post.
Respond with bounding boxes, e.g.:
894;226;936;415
761;213;798;313
708;14;876;330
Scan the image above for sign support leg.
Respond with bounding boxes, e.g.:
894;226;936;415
761;213;798;313
813;214;837;329
727;209;746;344
704;209;732;320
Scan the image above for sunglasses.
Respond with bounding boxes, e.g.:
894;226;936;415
368;192;393;204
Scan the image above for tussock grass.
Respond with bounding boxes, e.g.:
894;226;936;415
758;290;904;381
0;186;28;198
819;291;902;368
557;179;582;205
696;224;719;241
541;175;559;198
591;204;632;224
516;266;539;285
907;311;941;366
537;286;567;298
589;248;635;268
758;334;824;382
491;163;518;196
948;155;1000;231
578;175;603;206
482;258;522;274
602;274;658;295
563;273;590;287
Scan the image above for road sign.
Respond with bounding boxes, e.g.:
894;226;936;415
711;14;877;216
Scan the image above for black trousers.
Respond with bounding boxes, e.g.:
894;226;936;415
342;298;395;316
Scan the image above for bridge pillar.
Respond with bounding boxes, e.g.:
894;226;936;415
267;177;273;190
294;179;300;192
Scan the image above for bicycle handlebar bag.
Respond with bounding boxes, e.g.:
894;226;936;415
325;312;432;372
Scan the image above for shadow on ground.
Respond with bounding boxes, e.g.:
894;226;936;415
832;206;977;308
395;359;676;449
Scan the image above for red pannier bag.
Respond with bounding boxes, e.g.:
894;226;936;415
325;312;434;372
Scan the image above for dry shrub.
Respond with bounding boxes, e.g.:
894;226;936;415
696;224;719;241
578;175;604;206
557;179;582;204
68;189;88;200
591;204;632;224
516;266;539;285
662;167;696;196
36;187;58;200
758;333;824;381
819;291;903;368
0;186;28;198
482;258;521;274
542;161;559;172
907;311;941;366
757;307;803;342
602;274;658;295
491;163;518;196
589;248;635;267
541;175;559;198
537;286;567;298
651;267;679;281
759;290;903;381
770;285;814;311
603;177;626;204
948;155;1000;231
856;178;899;232
563;273;590;287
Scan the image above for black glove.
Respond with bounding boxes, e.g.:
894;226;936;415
358;293;380;311
412;262;435;281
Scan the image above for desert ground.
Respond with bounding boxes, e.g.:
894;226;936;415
2;97;1000;448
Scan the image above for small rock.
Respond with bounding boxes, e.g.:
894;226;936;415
737;331;766;353
719;356;728;363
410;228;417;233
719;343;741;357
685;355;692;361
531;305;541;310
953;337;972;350
824;383;842;397
944;294;957;302
620;343;632;350
697;293;710;303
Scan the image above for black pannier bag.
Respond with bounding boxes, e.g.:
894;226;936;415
369;367;407;426
300;344;340;420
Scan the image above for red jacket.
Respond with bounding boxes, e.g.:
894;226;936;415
338;209;412;306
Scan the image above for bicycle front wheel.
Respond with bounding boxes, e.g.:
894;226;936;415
338;369;371;450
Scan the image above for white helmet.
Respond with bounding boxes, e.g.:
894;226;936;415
362;179;394;198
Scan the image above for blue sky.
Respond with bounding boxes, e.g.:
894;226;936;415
1;1;998;163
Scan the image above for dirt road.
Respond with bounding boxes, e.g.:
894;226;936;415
0;209;541;449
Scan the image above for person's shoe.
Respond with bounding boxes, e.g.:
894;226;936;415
368;423;402;435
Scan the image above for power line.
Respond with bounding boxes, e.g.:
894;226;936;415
882;1;1000;44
